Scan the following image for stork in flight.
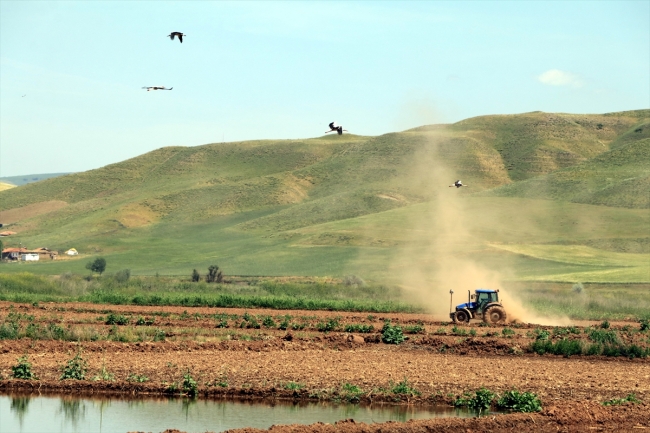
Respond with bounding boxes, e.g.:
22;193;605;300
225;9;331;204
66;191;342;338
142;86;173;91
168;32;186;43
449;180;467;188
325;122;348;135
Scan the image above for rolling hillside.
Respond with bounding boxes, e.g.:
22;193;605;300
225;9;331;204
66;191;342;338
0;110;648;283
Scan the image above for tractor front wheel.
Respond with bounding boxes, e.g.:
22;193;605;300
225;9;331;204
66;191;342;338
484;306;507;324
454;310;470;324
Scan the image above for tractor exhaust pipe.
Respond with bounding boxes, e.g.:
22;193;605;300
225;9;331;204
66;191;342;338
449;290;454;314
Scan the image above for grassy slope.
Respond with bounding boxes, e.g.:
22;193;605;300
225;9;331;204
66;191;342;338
0;110;648;282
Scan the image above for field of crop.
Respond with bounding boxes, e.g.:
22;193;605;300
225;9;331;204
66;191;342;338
0;300;648;432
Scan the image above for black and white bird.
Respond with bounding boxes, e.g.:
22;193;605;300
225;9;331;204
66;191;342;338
168;32;185;43
449;180;467;188
142;86;173;91
325;122;348;135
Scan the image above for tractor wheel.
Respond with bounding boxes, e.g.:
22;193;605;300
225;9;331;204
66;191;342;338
454;310;470;324
484;306;507;324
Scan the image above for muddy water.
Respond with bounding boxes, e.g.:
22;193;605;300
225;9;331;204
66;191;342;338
1;394;485;433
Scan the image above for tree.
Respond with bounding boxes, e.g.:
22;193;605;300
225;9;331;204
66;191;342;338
191;269;200;282
206;265;223;283
86;257;107;275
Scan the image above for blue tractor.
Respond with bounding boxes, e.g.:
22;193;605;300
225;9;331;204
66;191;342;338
449;288;507;324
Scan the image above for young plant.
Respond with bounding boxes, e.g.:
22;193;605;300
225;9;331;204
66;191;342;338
381;321;405;344
284;381;304;391
12;355;37;380
497;389;542;412
390;378;420;396
455;387;495;412
603;394;641;406
182;370;198;397
60;350;88;380
127;373;149;383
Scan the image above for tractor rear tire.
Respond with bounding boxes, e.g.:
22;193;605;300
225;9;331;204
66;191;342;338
454;310;470;324
484;306;507;324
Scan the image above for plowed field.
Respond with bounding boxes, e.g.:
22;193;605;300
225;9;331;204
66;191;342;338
1;301;649;432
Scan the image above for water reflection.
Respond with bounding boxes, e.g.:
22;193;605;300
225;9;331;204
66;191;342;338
58;399;87;427
1;393;488;433
11;396;30;428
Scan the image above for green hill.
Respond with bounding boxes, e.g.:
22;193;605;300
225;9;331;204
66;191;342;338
0;110;648;284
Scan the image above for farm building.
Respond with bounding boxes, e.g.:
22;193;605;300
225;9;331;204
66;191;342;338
21;253;39;261
2;247;27;260
34;247;58;260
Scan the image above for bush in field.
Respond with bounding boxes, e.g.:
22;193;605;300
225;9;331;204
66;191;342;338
206;265;223;283
390;378;420;396
114;269;131;283
599;320;610;329
182;370;198;397
588;329;619;344
12;355;37;380
317;318;339;332
497;390;542;412
381;321;404;344
640;319;650;332
60;350;87;380
191;269;200;282
455;387;495;412
105;313;129;325
85;258;107;275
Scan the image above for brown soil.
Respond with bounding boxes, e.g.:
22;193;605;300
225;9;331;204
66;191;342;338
1;301;649;432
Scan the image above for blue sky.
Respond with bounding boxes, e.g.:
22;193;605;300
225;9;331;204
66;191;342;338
1;1;648;177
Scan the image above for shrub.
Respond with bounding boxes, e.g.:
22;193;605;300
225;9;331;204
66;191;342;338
126;373;149;383
86;258;106;275
502;328;515;337
60;351;87;380
344;323;374;333
284;381;304;390
182;371;198;397
455;387;495;412
404;324;424;334
115;269;131;283
105;313;129;326
262;316;276;328
12;355;37;380
206;265;223;283
191;269;200;282
572;283;584;294
534;329;550;340
640;319;649;332
599;320;610;329
497;390;542;412
589;329;619;345
317;318;340;333
341;383;364;402
390;378;420;396
530;338;583;357
381;321;404;344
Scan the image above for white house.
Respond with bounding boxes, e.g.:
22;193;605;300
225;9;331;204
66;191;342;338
20;253;39;261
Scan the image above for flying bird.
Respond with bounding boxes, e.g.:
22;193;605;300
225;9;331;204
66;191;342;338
168;32;185;43
142;86;173;91
449;180;467;188
325;122;348;135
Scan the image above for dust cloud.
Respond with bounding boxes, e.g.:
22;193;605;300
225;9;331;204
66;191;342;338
390;137;570;326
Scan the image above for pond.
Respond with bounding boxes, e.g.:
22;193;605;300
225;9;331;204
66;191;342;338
0;393;489;433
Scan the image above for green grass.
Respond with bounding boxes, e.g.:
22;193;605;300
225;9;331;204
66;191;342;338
1;110;648;295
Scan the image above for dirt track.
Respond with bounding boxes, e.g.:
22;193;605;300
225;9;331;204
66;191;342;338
1;301;649;432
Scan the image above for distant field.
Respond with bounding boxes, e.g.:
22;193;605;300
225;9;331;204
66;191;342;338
0;172;70;187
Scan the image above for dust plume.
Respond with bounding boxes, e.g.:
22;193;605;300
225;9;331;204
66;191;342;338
390;137;570;326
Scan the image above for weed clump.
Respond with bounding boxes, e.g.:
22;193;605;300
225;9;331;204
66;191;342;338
12;355;37;380
497;390;542;412
455;387;495;412
182;371;198;397
381;321;404;344
390;378;420;397
60;350;87;380
603;394;641;406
